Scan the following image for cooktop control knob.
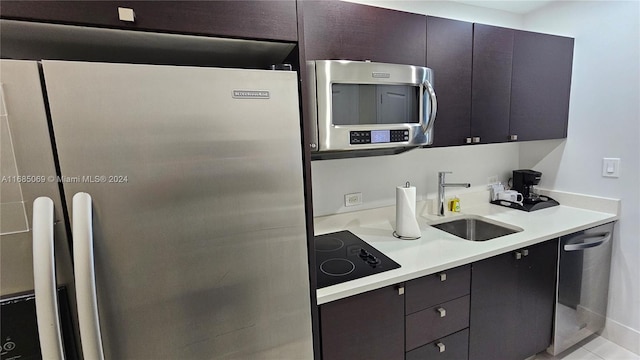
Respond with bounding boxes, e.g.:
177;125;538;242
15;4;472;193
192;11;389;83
359;249;370;259
366;254;381;266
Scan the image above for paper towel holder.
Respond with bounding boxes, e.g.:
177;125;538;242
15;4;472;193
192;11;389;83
393;231;420;240
393;181;421;240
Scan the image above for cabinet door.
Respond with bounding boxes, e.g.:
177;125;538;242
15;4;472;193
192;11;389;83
469;240;558;360
469;250;521;360
320;285;405;360
509;30;574;141
0;1;298;41
300;0;426;66
518;239;558;357
427;16;473;147
471;24;514;144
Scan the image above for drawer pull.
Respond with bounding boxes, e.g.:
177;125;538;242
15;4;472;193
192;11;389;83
397;285;405;296
515;251;522;260
436;307;446;317
436;342;446;353
522;249;529;257
438;272;447;282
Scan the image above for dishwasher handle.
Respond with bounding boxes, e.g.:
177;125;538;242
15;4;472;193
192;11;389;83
563;232;612;251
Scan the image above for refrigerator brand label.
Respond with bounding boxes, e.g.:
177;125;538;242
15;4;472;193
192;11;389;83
372;72;391;78
232;90;270;99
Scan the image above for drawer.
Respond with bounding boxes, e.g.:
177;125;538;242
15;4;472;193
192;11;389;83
406;329;469;360
406;265;470;314
406;295;470;351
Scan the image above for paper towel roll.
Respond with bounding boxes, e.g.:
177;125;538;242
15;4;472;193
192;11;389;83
395;184;421;239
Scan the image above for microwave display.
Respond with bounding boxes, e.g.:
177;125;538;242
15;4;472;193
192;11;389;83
371;130;390;143
331;84;419;125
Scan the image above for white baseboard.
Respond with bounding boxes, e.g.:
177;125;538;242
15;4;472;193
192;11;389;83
601;317;640;355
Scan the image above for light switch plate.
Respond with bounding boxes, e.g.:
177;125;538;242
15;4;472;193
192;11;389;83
602;158;620;178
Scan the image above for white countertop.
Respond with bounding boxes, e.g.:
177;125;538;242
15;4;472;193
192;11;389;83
314;190;619;305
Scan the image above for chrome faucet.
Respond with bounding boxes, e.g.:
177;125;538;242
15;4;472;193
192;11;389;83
438;171;471;216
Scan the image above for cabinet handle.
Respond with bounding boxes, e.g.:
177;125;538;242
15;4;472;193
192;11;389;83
117;7;136;23
509;134;518;141
465;137;472;144
436;307;446;317
522;249;529;257
514;251;522;260
472;136;481;143
397;285;405;296
436;342;446;353
438;272;447;282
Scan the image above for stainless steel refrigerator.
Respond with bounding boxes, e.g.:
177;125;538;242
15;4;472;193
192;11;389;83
0;59;313;359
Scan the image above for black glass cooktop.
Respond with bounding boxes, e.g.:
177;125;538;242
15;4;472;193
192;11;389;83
314;230;401;289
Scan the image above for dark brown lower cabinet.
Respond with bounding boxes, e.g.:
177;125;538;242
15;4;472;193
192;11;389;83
406;329;469;360
469;240;558;360
319;285;404;360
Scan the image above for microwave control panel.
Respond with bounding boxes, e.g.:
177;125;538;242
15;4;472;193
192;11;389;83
350;130;409;145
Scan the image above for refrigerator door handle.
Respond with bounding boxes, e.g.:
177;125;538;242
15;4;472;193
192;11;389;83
73;192;105;360
33;197;66;360
563;232;612;251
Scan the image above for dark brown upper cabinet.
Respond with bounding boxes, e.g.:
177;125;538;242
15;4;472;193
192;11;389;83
509;30;574;141
427;16;473;147
299;0;426;65
0;1;298;42
471;23;515;144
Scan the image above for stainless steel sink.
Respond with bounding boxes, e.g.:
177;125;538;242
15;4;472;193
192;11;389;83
430;215;522;241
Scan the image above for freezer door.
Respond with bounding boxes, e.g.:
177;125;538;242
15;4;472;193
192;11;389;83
0;60;79;359
42;61;313;359
1;60;73;295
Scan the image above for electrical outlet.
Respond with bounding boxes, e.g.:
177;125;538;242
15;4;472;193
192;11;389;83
487;175;499;184
344;192;362;207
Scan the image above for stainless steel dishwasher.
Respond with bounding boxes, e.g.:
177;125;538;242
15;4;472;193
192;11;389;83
548;222;615;355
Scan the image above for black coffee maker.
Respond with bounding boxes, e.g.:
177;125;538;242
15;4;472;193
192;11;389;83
512;169;543;204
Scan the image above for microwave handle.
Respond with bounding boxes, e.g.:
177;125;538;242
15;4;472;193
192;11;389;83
422;79;438;135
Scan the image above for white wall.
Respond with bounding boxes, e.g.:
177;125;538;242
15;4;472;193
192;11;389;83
522;0;640;352
312;143;519;216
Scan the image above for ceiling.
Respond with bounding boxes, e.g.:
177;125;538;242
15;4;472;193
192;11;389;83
450;0;557;14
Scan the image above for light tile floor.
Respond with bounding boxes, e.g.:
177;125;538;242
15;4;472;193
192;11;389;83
533;336;640;360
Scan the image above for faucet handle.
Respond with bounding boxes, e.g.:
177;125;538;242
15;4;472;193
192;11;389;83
438;171;453;175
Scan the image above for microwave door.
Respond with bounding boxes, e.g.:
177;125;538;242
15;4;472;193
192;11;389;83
332;84;360;125
377;85;414;125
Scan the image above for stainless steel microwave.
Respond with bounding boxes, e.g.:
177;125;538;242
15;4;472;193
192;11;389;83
307;60;437;153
